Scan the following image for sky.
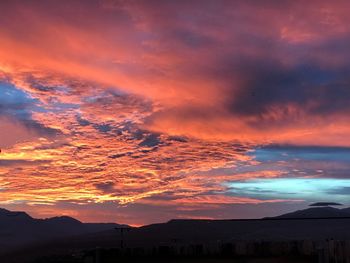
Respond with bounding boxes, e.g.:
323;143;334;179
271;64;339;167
0;0;350;226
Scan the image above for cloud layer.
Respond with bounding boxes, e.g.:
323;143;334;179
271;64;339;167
0;0;350;224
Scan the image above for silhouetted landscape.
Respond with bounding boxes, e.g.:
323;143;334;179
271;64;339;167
1;206;350;262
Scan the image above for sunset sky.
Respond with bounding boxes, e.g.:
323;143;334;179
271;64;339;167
1;0;350;226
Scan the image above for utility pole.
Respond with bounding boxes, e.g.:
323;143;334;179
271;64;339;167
115;227;130;250
95;247;101;263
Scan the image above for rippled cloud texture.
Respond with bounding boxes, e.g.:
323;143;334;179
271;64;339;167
0;0;350;225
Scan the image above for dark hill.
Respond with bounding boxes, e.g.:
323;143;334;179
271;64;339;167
0;208;126;253
266;207;350;219
342;207;350;214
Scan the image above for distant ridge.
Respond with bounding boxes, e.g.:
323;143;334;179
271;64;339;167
0;208;33;220
0;207;127;253
342;207;350;213
265;206;350;219
167;207;350;223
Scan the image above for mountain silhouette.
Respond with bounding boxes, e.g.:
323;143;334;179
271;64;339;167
0;208;33;221
266;206;350;219
0;208;126;253
342;207;350;214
